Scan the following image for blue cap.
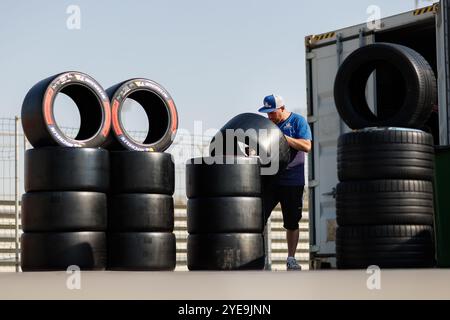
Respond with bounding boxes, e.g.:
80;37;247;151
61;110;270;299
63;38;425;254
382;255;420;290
258;94;285;113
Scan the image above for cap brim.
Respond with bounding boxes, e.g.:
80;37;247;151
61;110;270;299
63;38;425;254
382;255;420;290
258;106;276;113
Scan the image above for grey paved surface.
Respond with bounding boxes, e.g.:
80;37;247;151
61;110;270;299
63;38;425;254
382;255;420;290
1;270;450;300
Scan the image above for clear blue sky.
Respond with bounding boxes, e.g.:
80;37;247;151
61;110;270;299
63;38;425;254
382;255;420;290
0;0;428;132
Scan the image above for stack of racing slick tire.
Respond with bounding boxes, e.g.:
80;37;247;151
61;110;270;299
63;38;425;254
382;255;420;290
333;43;437;269
185;113;292;270
107;152;176;271
21;71;111;271
20;73;179;271
186;156;265;270
105;78;178;271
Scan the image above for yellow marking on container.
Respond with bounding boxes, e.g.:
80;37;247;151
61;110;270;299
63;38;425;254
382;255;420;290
311;32;336;42
413;3;438;16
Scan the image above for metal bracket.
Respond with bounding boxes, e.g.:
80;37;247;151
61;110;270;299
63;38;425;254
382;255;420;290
322;187;337;199
307;115;318;123
308;180;319;188
306;52;316;60
359;28;366;47
336;33;343;66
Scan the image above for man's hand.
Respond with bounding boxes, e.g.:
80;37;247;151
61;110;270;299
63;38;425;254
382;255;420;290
285;135;312;153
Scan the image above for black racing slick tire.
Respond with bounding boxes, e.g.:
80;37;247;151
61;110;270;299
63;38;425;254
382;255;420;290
25;147;109;192
336;180;434;226
21;232;107;271
108;194;174;232
209;113;291;175
21;192;107;232
186;156;261;198
104;78;178;152
107;232;176;271
187;197;263;233
110;151;174;194
21;71;111;148
334;43;437;129
187;233;265;270
337;128;434;181
336;225;435;269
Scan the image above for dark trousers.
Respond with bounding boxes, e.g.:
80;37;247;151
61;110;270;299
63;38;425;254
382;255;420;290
262;182;304;230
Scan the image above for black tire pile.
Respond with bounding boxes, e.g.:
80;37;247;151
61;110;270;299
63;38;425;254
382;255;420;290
20;71;178;271
185;113;292;270
108;152;176;270
22;147;109;271
186;156;265;270
333;43;437;269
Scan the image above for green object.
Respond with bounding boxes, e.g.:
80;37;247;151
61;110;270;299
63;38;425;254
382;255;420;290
434;146;450;267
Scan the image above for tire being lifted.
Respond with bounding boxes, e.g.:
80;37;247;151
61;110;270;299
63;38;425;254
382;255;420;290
209;113;291;175
21;71;111;148
105;78;178;152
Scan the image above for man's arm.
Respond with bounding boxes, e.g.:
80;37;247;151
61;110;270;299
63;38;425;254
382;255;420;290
285;135;312;153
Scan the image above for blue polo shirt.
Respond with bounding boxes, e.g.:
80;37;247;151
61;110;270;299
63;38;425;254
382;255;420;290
276;112;312;186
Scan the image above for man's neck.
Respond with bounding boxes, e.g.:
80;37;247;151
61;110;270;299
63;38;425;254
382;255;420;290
281;111;292;122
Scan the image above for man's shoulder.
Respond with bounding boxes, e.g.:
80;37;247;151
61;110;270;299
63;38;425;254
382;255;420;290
289;112;312;140
289;112;307;125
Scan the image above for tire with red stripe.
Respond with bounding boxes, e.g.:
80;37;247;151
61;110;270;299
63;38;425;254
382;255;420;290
104;78;178;152
21;71;111;148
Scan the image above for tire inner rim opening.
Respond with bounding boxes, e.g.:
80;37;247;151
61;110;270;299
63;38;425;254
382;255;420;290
55;83;104;141
350;60;407;121
121;89;170;145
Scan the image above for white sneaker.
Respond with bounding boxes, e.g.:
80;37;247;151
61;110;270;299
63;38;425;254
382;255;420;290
286;257;302;271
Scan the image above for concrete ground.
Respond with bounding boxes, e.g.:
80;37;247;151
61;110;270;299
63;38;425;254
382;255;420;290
1;269;450;300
